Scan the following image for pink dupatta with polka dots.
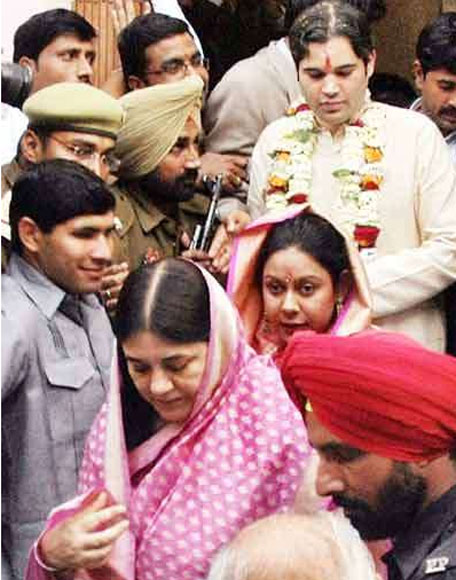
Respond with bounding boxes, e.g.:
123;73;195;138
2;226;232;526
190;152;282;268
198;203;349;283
26;264;312;580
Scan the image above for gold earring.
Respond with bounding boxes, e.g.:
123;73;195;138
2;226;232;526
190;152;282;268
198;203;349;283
336;296;344;318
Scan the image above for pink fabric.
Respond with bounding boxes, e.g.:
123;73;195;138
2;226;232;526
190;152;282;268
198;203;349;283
227;206;372;354
27;263;312;580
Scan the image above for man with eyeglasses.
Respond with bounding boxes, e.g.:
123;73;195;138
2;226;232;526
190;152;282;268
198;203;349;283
110;11;250;217
1;82;128;310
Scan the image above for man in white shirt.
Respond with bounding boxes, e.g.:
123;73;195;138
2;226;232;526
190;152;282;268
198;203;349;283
247;1;456;352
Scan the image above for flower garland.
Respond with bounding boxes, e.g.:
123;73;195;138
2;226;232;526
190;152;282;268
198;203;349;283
265;98;387;253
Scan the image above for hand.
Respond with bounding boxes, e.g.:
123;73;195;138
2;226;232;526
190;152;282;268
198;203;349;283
200;153;248;193
39;491;129;572
100;262;129;312
180;231;214;270
223;210;251;235
207;224;232;275
111;0;151;36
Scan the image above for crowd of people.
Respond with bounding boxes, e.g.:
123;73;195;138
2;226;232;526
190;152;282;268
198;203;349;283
1;1;456;580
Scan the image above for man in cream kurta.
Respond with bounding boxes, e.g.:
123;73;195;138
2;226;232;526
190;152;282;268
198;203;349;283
247;2;456;352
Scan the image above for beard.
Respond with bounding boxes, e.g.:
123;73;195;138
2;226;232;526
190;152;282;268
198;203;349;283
332;462;428;540
139;167;198;203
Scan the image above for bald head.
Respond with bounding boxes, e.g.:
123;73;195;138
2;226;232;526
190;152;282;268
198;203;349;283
207;512;376;580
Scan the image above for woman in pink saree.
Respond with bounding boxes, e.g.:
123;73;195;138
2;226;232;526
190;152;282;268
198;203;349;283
27;258;312;580
227;206;372;358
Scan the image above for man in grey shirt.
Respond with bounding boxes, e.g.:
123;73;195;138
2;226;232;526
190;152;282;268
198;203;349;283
2;160;116;579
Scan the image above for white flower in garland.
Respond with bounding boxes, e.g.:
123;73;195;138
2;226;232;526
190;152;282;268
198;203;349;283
265;97;387;252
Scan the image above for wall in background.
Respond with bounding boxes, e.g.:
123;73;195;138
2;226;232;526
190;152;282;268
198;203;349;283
2;0;71;60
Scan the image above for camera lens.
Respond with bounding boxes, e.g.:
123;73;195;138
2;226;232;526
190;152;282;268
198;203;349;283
2;63;33;108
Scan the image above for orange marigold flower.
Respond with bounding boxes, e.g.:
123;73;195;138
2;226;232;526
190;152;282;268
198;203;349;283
361;174;383;190
364;146;383;163
268;175;288;190
276;151;291;162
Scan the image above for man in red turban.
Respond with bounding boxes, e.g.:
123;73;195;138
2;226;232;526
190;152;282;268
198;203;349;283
281;330;456;580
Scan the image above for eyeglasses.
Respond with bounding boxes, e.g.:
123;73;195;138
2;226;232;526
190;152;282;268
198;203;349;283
48;135;121;172
144;54;210;77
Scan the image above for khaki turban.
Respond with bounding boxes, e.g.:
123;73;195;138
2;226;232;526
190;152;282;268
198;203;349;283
116;76;204;179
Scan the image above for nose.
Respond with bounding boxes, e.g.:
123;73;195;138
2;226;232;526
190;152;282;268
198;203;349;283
321;75;339;97
149;367;174;397
91;234;112;264
77;56;94;84
184;145;201;170
81;155;103;178
315;457;346;497
281;289;300;317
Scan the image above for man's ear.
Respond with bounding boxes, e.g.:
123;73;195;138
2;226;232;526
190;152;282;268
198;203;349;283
412;59;425;92
127;75;146;91
17;217;43;255
21;130;45;164
18;55;37;74
366;50;376;80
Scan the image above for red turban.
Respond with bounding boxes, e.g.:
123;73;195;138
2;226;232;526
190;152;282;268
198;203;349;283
281;330;456;462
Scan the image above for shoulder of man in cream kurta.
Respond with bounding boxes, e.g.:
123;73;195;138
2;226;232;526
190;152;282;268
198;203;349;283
2;253;113;580
112;181;209;271
203;38;301;157
248;102;456;352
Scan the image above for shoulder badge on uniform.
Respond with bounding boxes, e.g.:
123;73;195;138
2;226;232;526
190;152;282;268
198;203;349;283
425;557;449;574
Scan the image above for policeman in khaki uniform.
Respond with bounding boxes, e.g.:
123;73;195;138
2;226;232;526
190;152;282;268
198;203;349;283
112;75;222;271
1;82;128;309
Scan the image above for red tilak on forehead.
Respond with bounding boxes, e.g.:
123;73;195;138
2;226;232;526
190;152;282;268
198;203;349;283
324;53;332;73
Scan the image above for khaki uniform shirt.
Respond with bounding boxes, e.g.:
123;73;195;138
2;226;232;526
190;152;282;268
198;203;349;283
112;181;209;271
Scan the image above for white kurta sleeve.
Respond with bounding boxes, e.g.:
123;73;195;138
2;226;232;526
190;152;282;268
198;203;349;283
367;120;456;318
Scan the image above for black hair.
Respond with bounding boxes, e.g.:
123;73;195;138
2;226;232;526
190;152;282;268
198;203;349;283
284;0;385;31
13;9;96;63
255;213;350;289
416;12;456;77
116;259;210;344
115;259;210;450
10;159;115;255
369;72;417;108
118;13;190;82
289;0;374;68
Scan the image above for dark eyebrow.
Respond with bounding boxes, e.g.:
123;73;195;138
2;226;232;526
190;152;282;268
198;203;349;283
125;355;146;364
317;442;366;462
162;56;185;66
334;64;357;71
162;354;192;364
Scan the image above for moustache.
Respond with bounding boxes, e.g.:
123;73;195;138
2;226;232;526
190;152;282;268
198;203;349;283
440;106;456;118
332;493;370;512
179;168;199;185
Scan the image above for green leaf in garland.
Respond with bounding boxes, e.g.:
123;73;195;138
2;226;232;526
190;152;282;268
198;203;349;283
286;129;313;144
333;168;354;178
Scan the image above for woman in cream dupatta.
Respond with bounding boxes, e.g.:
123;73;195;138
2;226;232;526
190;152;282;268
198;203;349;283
227;205;372;358
26;258;312;580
